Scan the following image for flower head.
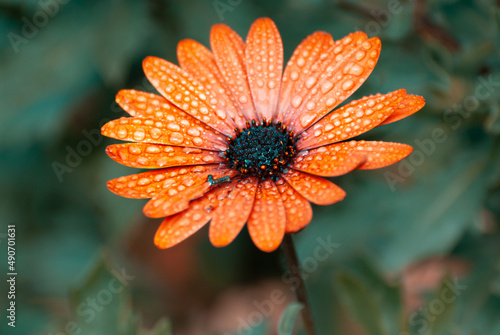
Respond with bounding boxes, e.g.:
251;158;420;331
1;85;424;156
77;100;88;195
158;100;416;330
102;18;425;252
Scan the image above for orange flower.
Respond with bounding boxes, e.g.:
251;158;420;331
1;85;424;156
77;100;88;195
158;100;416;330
102;18;425;252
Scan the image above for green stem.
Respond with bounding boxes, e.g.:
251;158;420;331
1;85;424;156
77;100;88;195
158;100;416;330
282;234;317;335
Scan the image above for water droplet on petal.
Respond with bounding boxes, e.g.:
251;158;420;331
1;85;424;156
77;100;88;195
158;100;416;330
291;96;303;108
133;129;146;141
170;132;184;144
342;80;354;91
187;127;201;137
299;112;316;128
305;77;317;89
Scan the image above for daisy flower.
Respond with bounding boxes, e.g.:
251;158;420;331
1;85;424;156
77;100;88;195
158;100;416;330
102;18;425;252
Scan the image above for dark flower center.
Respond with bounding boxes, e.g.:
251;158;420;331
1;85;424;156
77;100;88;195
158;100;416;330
224;120;297;181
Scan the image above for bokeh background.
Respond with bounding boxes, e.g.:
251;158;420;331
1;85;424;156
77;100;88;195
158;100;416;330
1;0;500;334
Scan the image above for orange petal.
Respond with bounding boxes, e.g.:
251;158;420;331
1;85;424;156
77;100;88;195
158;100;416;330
282;169;346;205
101;116;227;151
245;18;283;121
177;39;248;129
278;31;334;124
247;180;286;252
154;182;236;249
297;89;406;150
115;90;228;149
210;24;259;121
106;165;223;199
209;177;258;247
331;140;413;170
105;143;224;169
287;33;382;134
143;168;237;218
292;147;366;177
275;179;313;233
378;94;425;126
142;56;236;136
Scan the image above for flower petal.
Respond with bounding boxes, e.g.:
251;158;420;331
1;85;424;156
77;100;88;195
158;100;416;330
378;94;425;126
245;18;283;121
297;89;406;150
247;180;286;252
106;165;223;199
101;116;227;151
115;90;228;149
177;39;248;129
275;179;313;233
209;177;258;247
105;143;225;169
154;182;236;249
287;33;382;134
143;56;236;136
210;24;259;121
282;169;346;205
292;146;366;177
107;164;225;199
331;140;413;170
277;31;334;124
143;168;236;218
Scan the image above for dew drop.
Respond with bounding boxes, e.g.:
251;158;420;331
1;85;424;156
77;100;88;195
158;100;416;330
138;178;151;186
299;112;316;128
128;145;141;154
216;109;227;120
321;82;334;94
349;64;364;76
305;77;317;89
167;122;180;131
117;128;128;139
291;95;303;108
202;156;215;163
342;80;354;91
170;132;184;144
325;97;337;107
187;127;201;137
146;145;161;153
133;129;146;141
238;95;248;104
306;101;316;111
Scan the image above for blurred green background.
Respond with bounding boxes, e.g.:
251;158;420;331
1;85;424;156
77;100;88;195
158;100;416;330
1;0;500;334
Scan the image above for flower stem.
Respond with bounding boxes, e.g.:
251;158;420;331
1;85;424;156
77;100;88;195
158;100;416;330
282;234;316;335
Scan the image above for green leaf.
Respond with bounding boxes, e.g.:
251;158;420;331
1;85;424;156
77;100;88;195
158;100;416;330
334;259;404;335
423;275;457;335
336;273;386;335
66;255;171;335
278;302;304;335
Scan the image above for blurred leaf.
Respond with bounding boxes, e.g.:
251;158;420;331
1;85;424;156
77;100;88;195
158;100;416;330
335;259;403;335
67;255;170;335
422;275;457;335
278;302;303;335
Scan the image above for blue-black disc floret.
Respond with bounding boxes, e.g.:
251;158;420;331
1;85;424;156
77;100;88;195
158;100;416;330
224;119;297;181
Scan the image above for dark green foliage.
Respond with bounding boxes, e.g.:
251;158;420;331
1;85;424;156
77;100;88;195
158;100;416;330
1;0;499;334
